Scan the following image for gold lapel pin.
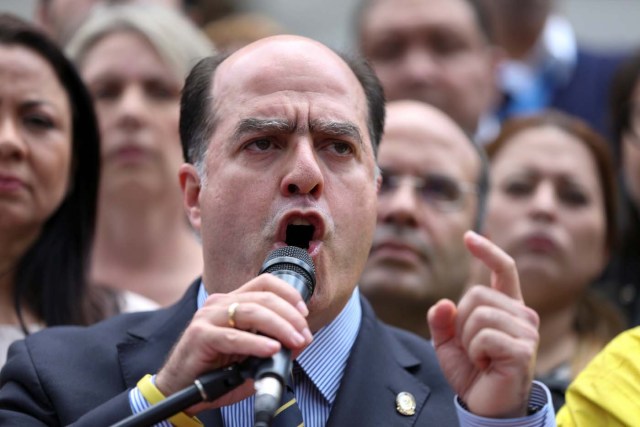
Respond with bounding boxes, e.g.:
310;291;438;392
396;391;416;416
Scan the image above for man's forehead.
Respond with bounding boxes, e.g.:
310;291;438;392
211;36;369;126
217;36;354;83
382;103;480;171
364;0;476;24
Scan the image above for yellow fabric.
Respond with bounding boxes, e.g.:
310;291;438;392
557;326;640;426
137;374;203;427
274;397;297;416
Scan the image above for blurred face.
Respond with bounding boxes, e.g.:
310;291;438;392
181;37;379;331
360;0;498;134
0;45;72;242
37;0;183;43
622;80;640;208
80;31;183;198
476;0;552;26
485;126;608;312
360;102;479;309
37;0;100;43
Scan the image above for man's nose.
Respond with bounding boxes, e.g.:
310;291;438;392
280;139;324;197
402;47;440;83
379;179;420;227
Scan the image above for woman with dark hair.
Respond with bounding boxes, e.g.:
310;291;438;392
556;48;640;427
557;50;640;425
599;48;640;326
480;110;626;410
0;14;153;367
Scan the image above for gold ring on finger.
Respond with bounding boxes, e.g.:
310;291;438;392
227;302;240;328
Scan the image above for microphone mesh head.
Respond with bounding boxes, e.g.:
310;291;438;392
262;246;315;286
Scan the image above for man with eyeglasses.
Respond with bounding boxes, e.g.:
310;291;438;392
361;100;487;339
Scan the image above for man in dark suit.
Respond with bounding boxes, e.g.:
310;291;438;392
476;0;625;140
356;0;502;144
360;100;488;340
0;35;554;426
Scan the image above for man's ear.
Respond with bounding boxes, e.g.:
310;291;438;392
179;163;202;231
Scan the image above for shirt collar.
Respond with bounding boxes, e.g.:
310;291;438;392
538;14;577;83
296;288;361;404
498;14;577;93
197;282;362;405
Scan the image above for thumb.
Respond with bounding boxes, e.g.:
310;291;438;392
427;299;457;348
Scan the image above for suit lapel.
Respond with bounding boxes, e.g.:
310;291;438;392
326;297;455;426
116;280;224;427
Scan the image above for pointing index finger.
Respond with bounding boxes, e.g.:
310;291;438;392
464;230;523;302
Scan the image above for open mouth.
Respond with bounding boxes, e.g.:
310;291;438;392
285;223;315;249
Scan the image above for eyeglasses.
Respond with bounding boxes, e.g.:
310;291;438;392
379;169;475;212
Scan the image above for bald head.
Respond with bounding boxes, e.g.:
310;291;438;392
379;100;485;228
213;36;367;136
360;100;486;338
383;100;478;162
217;35;356;87
180;35;385;168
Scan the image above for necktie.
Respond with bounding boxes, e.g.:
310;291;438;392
270;368;304;427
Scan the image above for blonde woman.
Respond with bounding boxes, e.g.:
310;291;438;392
67;4;215;306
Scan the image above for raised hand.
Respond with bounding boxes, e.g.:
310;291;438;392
428;231;540;418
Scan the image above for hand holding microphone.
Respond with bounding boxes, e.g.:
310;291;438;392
147;246;314;422
253;246;316;427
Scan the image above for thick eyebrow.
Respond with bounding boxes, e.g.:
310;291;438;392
233;117;363;146
310;120;363;146
233;118;294;140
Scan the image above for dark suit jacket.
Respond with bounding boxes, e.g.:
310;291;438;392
496;47;625;141
0;281;457;426
550;47;625;140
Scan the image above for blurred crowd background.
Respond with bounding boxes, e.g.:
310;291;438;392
3;0;640;52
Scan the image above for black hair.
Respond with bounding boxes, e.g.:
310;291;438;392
0;14;100;329
486;110;618;252
609;48;640;163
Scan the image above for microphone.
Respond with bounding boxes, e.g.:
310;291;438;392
110;246;314;427
253;246;316;427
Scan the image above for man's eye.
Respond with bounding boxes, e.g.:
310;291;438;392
331;141;353;155
370;40;405;62
246;139;274;151
422;177;460;202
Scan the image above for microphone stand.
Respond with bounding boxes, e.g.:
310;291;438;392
111;364;248;427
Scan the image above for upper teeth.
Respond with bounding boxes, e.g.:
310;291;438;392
290;218;311;225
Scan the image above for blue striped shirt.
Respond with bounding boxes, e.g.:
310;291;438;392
129;283;555;427
219;285;361;427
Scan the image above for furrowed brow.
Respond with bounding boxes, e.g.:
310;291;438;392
310;120;363;146
233;118;294;139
